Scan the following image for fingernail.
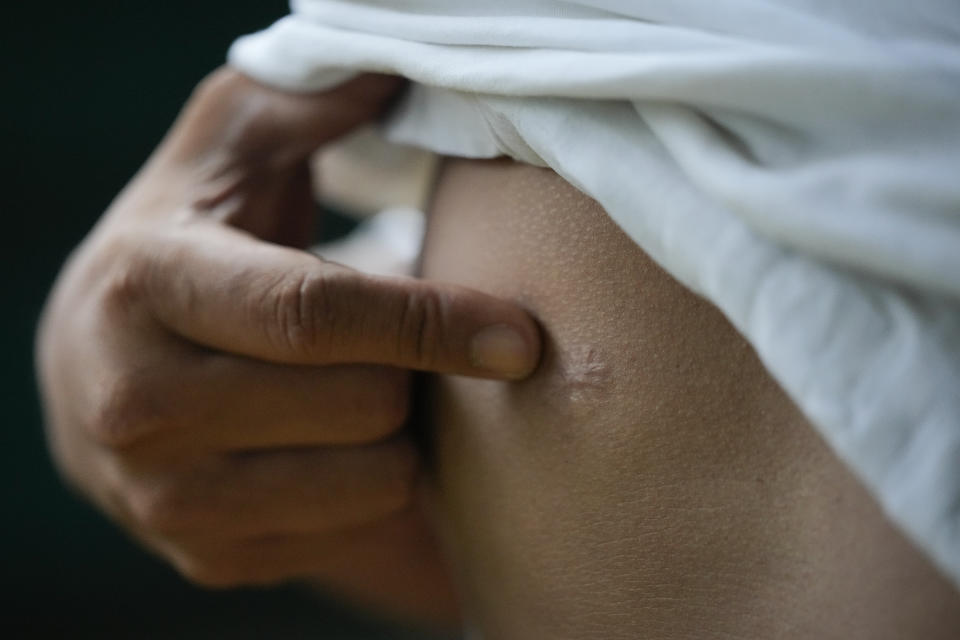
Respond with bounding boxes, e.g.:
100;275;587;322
470;324;534;378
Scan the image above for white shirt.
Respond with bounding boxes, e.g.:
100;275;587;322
230;0;960;587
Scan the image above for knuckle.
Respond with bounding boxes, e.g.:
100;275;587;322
266;270;333;358
127;478;202;534
89;374;164;449
396;287;447;369
101;257;146;314
95;233;154;315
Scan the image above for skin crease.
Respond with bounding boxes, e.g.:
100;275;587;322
418;157;960;639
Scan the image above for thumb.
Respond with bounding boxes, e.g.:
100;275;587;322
139;225;542;380
163;67;405;167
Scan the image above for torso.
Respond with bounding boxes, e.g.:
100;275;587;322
419;157;960;639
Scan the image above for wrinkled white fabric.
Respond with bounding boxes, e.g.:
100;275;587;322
229;0;960;586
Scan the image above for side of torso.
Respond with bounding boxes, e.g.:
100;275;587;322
418;157;960;639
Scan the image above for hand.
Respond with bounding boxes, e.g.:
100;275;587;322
35;68;540;625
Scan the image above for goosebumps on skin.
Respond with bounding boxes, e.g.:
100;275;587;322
419;158;960;640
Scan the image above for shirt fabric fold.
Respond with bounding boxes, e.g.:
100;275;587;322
229;0;960;587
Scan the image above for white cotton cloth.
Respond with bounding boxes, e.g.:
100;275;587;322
229;0;960;587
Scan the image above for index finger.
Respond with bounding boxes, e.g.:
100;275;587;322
130;224;542;379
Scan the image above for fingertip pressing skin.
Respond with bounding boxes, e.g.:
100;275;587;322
470;323;540;380
129;229;543;380
362;274;543;380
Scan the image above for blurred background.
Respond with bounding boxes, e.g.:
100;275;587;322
3;2;446;637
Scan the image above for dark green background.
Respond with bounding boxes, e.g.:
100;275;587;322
3;3;446;638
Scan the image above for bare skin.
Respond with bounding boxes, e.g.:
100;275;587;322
35;70;543;627
420;157;960;639
36;68;959;636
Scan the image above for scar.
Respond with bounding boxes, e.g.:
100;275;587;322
557;345;611;405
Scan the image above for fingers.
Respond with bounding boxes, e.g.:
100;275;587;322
126;225;541;379
187;359;411;449
107;353;412;451
119;440;418;543
160;510;453;597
